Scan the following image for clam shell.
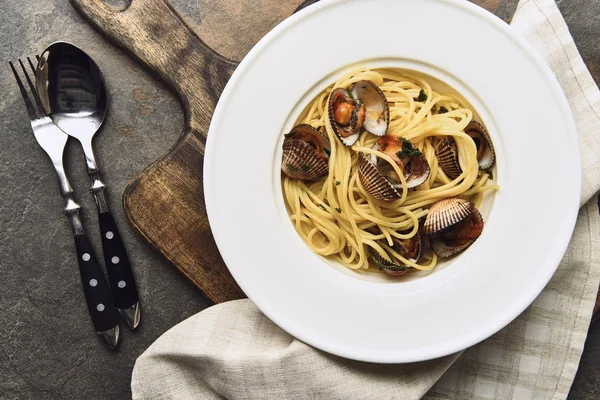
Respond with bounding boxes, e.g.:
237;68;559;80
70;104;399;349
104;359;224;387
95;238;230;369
394;234;424;262
431;208;483;257
351;80;389;136
328;88;362;147
423;197;475;235
335;130;360;147
370;233;423;276
369;140;430;189
281;139;328;181
357;152;401;200
465;121;495;170
371;254;410;276
435;136;462;180
404;153;431;188
286;124;330;158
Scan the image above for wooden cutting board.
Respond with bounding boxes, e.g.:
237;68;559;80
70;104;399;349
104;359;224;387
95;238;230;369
69;0;315;303
70;0;600;315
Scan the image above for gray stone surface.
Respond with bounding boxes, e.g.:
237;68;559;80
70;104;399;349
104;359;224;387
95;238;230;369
0;0;598;399
1;1;212;399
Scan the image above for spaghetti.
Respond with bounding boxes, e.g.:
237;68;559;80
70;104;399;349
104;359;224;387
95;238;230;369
282;67;498;273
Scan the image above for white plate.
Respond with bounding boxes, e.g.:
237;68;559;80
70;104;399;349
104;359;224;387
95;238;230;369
204;0;580;363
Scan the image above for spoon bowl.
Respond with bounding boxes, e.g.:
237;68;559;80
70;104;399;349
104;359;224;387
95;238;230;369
37;42;107;145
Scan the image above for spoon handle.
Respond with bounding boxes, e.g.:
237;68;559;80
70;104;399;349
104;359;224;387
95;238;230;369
77;140;141;329
98;210;141;330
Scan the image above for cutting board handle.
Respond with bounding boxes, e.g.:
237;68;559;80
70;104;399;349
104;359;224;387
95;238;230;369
70;0;237;135
70;0;246;302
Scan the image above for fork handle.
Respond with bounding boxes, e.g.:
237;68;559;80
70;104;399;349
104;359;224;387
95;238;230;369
74;233;120;344
98;211;140;318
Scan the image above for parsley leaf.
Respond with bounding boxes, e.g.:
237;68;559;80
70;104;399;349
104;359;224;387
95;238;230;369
335;181;341;185
416;89;427;102
396;138;422;158
286;163;299;173
335;207;341;213
301;164;309;172
438;106;449;114
319;204;327;211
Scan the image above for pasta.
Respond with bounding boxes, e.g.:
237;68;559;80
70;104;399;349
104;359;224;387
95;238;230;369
281;67;499;274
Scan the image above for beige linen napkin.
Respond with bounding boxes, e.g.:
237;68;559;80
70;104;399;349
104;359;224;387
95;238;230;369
131;0;600;399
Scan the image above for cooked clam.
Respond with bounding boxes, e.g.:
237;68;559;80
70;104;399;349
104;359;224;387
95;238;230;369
465;121;495;170
358;135;430;200
435;121;495;179
328;88;365;146
358;152;401;200
369;231;423;276
374;135;430;188
328;80;389;146
281;124;330;181
423;198;483;257
350;80;389;137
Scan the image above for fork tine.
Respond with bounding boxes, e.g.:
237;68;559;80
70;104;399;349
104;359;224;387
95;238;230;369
9;60;38;120
26;56;37;77
18;58;46;116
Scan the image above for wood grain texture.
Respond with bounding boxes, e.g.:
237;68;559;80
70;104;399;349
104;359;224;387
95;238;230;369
70;0;245;302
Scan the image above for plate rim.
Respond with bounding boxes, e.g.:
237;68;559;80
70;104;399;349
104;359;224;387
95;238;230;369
204;0;581;363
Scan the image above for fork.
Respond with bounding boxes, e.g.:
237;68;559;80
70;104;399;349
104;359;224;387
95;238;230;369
9;57;120;349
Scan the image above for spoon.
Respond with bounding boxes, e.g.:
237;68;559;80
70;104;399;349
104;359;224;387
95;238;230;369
36;42;141;330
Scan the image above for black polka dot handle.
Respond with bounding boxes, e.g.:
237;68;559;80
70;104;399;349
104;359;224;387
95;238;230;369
98;211;140;325
74;233;120;339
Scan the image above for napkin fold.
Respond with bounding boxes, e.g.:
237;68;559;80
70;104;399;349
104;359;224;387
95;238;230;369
132;1;600;399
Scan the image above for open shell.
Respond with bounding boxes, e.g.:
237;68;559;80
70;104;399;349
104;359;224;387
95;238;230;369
328;80;389;146
430;208;483;257
435;121;495;179
358;137;430;201
370;232;423;276
404;154;430;188
423;198;484;257
281;125;330;181
285;124;330;158
357;152;401;200
371;136;430;189
435;136;462;180
350;80;389;137
465;121;495;170
423;198;474;235
328;88;365;146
